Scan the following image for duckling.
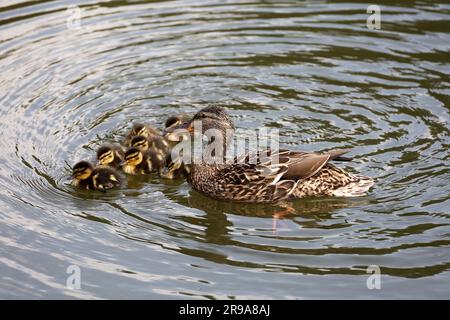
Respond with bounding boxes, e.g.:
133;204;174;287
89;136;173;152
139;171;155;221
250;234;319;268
164;114;192;132
124;123;161;147
163;116;192;143
71;161;122;191
130;134;170;155
96;144;125;169
161;152;191;180
122;147;165;175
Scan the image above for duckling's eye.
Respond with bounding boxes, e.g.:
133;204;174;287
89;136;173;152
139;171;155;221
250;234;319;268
126;152;139;160
100;152;112;160
135;141;146;148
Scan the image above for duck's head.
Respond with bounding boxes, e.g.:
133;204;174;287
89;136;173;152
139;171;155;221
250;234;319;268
123;147;143;166
188;106;234;134
130;123;149;138
182;106;235;151
72;161;94;180
131;135;149;151
97;145;116;165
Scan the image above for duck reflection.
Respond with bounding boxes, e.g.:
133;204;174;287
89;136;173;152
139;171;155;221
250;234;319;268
160;178;371;240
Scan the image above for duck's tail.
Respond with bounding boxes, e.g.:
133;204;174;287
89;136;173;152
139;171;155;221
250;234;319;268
331;174;374;197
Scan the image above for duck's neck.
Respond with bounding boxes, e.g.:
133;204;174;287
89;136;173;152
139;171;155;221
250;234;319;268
188;143;228;191
187;126;233;186
188;161;224;194
190;149;227;176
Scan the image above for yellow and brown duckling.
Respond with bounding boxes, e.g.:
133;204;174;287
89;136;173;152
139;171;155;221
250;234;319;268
164;114;192;132
130;134;170;155
96;144;125;169
123;122;161;147
163;114;192;143
71;161;123;191
169;106;374;203
122;147;165;175
161;152;191;180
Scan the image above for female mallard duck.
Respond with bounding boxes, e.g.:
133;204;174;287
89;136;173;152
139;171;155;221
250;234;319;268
96;144;125;169
122;147;165;175
170;106;374;203
71;161;123;191
123;123;161;147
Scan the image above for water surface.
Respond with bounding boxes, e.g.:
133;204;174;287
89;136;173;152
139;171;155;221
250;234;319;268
0;0;449;299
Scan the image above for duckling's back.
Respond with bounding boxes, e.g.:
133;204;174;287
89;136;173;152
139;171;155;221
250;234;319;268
92;167;123;190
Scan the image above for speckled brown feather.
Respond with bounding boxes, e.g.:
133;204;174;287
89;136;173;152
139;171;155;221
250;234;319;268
175;106;373;203
189;149;373;203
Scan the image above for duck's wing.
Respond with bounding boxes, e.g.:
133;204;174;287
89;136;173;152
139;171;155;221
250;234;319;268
218;162;292;203
328;149;353;161
218;148;353;203
232;148;352;180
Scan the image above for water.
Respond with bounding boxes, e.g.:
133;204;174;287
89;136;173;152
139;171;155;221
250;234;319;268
0;0;449;299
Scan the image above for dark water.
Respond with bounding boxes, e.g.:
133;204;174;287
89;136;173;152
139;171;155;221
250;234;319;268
0;0;449;299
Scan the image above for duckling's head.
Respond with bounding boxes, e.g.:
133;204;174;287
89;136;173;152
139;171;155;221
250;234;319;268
131;123;149;138
72;161;94;180
131;135;149;151
96;145;116;165
124;147;143;166
165;115;183;129
161;153;184;179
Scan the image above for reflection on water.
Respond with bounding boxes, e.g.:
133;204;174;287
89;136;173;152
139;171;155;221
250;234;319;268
0;0;449;299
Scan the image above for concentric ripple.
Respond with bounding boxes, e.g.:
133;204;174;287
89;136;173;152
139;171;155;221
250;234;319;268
0;0;449;299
